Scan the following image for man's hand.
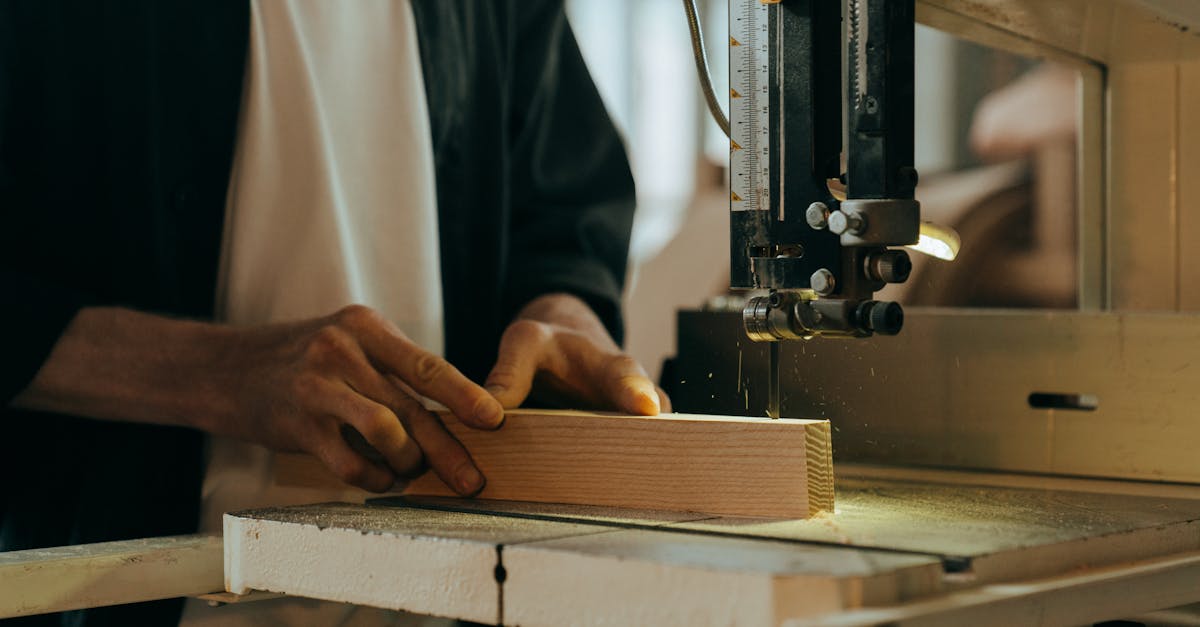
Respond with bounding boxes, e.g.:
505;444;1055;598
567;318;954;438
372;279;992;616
11;305;503;495
218;305;503;494
484;294;670;415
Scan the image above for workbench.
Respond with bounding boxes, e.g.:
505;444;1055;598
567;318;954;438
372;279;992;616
10;463;1200;626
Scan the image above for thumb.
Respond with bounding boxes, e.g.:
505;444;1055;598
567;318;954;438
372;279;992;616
484;321;547;409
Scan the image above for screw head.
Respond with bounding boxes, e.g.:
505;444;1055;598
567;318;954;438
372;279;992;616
805;202;830;229
810;268;835;295
827;211;848;234
828;211;866;236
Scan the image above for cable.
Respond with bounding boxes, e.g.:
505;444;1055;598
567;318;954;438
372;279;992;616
682;0;731;138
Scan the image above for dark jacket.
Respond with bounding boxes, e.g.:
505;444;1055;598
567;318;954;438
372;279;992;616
0;2;634;624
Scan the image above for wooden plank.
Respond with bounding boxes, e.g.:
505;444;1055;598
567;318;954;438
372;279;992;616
502;528;943;627
223;502;611;624
276;410;834;519
0;534;222;619
791;550;1200;627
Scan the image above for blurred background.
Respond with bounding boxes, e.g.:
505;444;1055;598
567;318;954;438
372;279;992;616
564;0;1081;381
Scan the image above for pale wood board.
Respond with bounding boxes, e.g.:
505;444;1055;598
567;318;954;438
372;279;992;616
385;474;1200;589
675;477;1200;585
790;550;1200;627
502;528;943;627
224;477;1200;625
0;534;222;619
839;463;1200;500
224;500;942;627
276;410;834;519
223;502;611;624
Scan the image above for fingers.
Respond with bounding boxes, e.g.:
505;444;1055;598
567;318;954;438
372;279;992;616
297;376;425;479
484;320;551;409
386;377;486;497
310;421;396;493
603;354;661;416
484;318;663;415
327;361;486;497
342;307;503;430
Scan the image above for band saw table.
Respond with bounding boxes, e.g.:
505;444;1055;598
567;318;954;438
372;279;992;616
7;461;1200;625
217;465;1200;626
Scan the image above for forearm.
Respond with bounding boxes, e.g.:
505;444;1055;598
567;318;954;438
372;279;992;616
7;304;503;494
9;307;240;432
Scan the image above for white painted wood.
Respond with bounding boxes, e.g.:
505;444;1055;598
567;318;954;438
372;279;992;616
223;502;609;624
502;529;943;627
0;534;222;619
226;480;1200;625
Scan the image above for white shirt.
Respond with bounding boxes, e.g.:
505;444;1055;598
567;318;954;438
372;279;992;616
183;1;442;623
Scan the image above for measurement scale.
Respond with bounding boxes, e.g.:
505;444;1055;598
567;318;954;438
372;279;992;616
729;0;771;214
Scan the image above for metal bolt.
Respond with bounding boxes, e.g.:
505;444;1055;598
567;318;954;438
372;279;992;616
810;268;835;296
805;202;830;230
827;210;866;236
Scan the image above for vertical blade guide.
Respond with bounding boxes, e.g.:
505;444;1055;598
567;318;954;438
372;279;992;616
729;0;770;213
731;0;779;418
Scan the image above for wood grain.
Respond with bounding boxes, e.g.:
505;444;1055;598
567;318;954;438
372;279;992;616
275;410;834;519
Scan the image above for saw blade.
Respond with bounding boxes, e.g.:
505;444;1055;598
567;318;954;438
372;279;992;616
849;0;868;109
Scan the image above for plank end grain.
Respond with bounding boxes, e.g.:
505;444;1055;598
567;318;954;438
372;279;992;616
277;410;836;519
805;419;836;514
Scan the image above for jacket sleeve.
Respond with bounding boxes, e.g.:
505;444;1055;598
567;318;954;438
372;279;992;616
504;1;637;346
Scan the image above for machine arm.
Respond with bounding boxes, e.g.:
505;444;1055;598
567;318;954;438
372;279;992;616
735;0;918;341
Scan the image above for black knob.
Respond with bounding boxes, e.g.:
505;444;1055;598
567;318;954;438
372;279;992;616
859;301;904;335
